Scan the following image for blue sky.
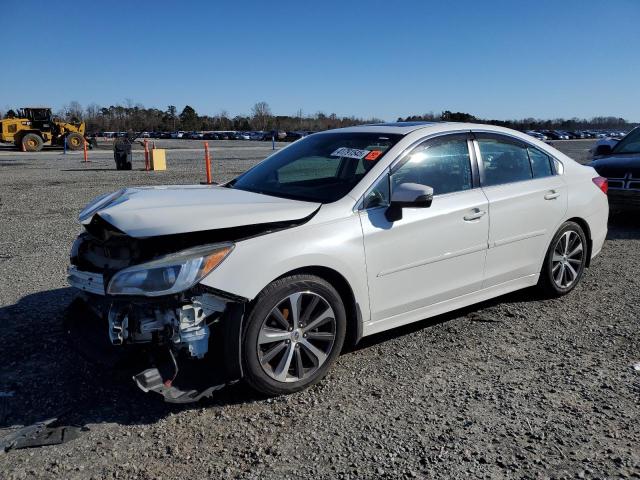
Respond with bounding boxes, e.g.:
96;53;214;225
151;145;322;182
2;0;639;121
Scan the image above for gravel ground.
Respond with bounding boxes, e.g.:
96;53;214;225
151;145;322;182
0;139;638;479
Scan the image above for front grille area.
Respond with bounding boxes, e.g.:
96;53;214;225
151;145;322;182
604;172;640;191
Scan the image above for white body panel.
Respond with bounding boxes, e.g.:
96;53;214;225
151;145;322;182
482;175;567;287
359;189;489;323
79;122;609;341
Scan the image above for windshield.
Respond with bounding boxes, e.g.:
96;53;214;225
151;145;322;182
613;128;640;154
229;132;402;202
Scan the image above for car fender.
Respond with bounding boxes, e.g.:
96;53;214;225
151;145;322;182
198;213;371;324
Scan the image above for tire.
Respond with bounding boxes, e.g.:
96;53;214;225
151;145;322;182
538;221;588;296
242;274;346;396
21;133;44;152
66;132;84;150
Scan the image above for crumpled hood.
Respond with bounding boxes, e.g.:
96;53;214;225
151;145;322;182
82;185;321;238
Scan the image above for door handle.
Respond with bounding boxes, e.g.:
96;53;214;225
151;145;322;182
544;190;560;200
464;208;486;221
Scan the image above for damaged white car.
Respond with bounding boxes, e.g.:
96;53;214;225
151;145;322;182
67;122;608;402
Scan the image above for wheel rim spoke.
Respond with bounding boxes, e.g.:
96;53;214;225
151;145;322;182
305;331;334;341
568;243;583;258
258;327;290;345
260;341;287;364
288;292;302;330
565;262;577;282
273;343;295;381
294;346;305;379
270;308;290;329
299;295;320;327
300;339;327;365
302;308;333;333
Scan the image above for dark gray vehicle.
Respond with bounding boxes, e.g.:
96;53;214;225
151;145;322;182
590;127;640;211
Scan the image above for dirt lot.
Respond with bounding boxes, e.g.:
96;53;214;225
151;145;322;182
0;139;638;479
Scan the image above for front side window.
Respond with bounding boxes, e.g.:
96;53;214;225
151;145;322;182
613;128;640;154
391;135;473;195
229;132;401;203
477;137;532;186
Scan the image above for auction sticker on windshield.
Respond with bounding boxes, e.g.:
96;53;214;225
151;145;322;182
330;147;370;160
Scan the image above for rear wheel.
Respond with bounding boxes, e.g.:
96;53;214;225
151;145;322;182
242;274;346;396
538;221;588;296
21;133;44;152
66;132;84;150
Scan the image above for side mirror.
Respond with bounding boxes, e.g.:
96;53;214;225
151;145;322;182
386;182;433;222
594;144;613;156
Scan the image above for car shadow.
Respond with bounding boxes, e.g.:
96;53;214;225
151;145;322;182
348;286;544;352
606;213;640;240
0;288;262;433
0;284;548;433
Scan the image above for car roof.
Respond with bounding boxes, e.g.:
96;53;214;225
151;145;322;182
324;121;529;137
329;121;444;135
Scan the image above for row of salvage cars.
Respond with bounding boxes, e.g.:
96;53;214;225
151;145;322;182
67;122;611;402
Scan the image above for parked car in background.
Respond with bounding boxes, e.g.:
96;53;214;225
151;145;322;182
541;130;562;140
590;127;640;211
525;131;547;141
67;122;608;402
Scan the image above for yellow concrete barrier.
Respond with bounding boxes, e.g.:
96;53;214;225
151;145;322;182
150;149;166;170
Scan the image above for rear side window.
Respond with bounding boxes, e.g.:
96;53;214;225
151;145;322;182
477;138;532;186
527;147;554;178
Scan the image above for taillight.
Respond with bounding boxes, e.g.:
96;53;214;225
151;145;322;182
592;176;608;195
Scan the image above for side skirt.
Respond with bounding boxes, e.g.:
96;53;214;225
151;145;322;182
362;274;539;337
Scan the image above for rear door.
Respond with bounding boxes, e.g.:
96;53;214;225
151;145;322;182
474;133;567;287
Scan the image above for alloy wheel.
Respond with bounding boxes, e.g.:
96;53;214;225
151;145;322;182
551;230;584;288
257;291;336;383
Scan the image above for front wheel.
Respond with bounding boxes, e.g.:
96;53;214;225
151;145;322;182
66;132;84;150
538;221;588;296
242;274;346;396
21;133;44;152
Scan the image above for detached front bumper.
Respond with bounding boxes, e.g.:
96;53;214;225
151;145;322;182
66;267;246;403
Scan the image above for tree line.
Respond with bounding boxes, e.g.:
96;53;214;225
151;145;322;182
399;111;636;131
0;103;636;132
0;101;382;133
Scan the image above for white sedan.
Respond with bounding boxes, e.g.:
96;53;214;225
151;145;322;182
68;122;609;401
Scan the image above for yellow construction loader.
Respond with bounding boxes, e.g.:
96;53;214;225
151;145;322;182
0;107;92;152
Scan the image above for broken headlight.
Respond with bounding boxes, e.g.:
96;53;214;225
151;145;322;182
107;243;234;296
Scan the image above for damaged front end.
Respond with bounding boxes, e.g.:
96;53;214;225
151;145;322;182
66;216;251;403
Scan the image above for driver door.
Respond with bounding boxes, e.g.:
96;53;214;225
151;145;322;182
358;133;489;328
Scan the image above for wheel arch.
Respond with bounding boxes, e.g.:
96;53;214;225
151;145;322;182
565;216;593;267
273;266;363;348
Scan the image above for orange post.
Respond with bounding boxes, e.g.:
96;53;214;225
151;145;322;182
204;142;212;184
21;140;26;152
144;139;149;171
83;139;88;163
